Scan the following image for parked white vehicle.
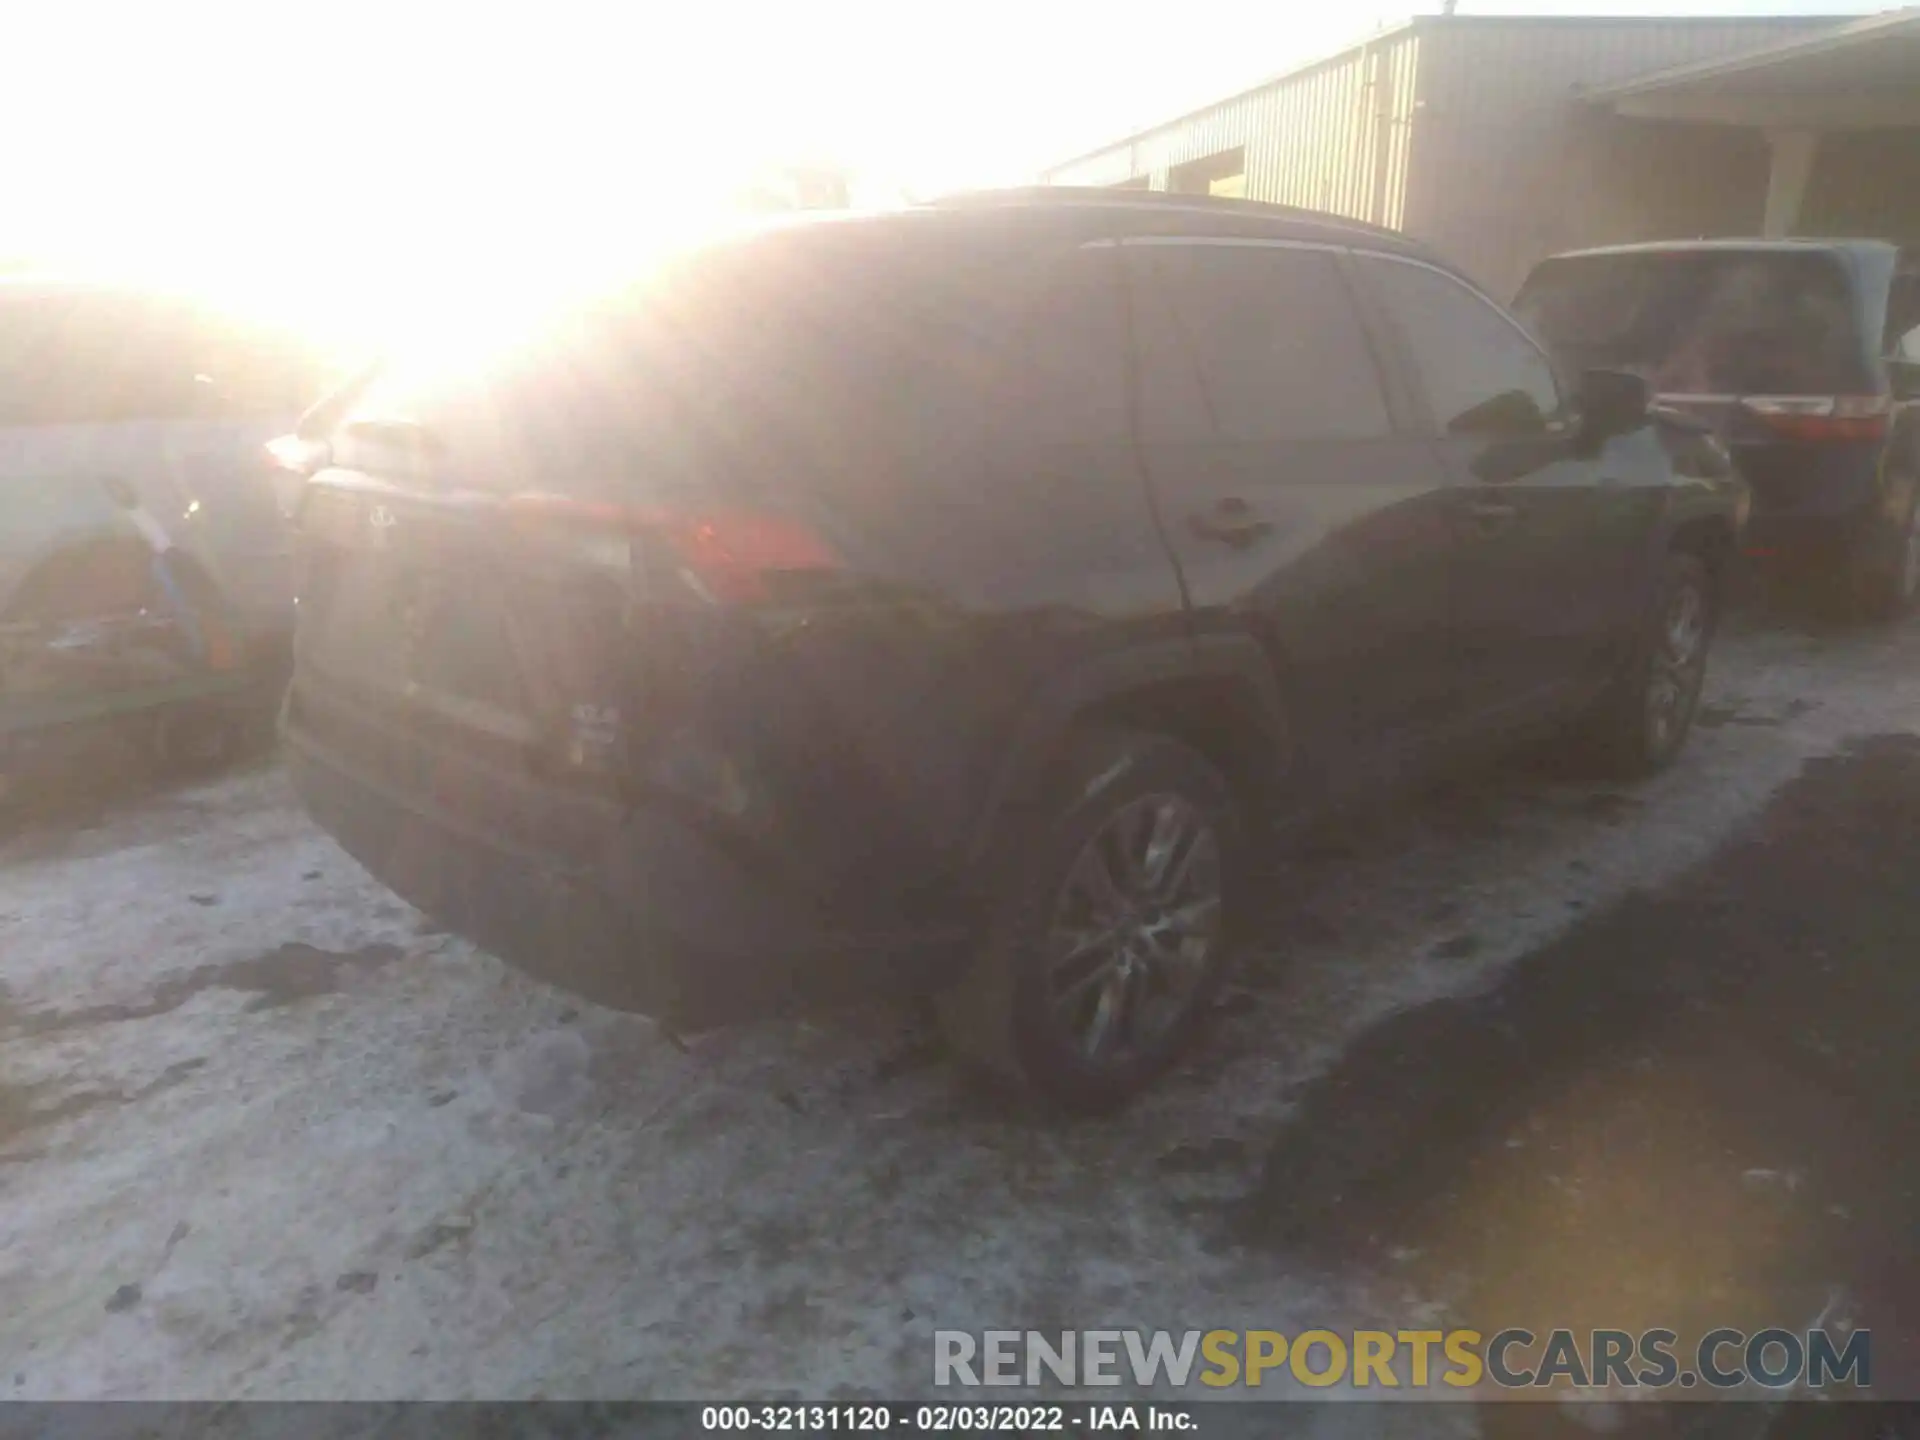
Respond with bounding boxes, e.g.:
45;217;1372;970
0;278;335;773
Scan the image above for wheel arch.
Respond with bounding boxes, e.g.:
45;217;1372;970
1667;511;1735;585
965;635;1291;868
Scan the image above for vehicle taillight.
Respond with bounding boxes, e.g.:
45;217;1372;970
502;492;840;604
654;511;840;604
1740;395;1892;442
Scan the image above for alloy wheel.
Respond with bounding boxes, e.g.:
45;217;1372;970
1043;792;1223;1067
1646;578;1709;755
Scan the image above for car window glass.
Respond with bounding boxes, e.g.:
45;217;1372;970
1000;248;1128;450
345;229;1008;502
1364;257;1561;436
1130;244;1391;444
1514;251;1865;395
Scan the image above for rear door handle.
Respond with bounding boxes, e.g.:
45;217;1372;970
1189;497;1275;550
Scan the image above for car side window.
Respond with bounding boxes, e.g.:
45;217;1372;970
1001;247;1129;450
1361;256;1563;438
1129;243;1392;445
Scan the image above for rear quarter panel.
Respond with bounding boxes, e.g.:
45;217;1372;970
715;238;1188;922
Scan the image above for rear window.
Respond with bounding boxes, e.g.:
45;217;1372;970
1513;250;1869;396
0;289;330;426
341;224;1013;501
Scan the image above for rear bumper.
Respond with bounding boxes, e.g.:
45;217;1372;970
1735;440;1888;563
283;687;976;1027
1740;507;1875;564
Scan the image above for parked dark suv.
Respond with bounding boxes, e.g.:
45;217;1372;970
281;191;1739;1108
1514;240;1920;617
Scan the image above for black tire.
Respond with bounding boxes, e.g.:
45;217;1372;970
1570;551;1716;779
1843;487;1920;623
935;729;1244;1114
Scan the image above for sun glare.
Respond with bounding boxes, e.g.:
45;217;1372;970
4;0;1264;382
44;170;748;382
2;4;827;381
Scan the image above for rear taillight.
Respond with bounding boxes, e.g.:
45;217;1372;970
502;492;840;604
1740;395;1892;442
655;511;840;604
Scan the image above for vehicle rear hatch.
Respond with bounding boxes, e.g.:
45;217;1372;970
286;222;977;874
293;360;775;862
1514;247;1885;514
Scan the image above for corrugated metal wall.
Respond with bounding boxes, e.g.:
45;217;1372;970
1042;15;1851;296
1404;16;1843;296
1044;27;1421;229
1568;114;1774;247
1802;128;1920;246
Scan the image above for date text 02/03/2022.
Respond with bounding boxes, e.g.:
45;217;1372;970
700;1403;1190;1432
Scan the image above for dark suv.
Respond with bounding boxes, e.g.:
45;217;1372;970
281;191;1739;1109
1514;240;1920;617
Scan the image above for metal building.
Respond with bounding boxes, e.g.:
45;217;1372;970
1042;10;1920;297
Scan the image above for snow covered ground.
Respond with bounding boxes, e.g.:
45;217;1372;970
4;612;1918;1415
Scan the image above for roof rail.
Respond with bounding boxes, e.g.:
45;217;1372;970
926;186;1408;241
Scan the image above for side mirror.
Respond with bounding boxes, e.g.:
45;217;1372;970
1578;368;1650;444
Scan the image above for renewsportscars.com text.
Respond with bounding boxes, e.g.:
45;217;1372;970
933;1328;1870;1393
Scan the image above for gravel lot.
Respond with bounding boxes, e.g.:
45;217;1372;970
5;606;1920;1423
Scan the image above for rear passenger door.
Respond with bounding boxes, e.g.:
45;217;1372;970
1123;238;1470;771
1353;253;1653;711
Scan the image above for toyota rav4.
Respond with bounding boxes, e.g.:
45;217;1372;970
280;191;1741;1110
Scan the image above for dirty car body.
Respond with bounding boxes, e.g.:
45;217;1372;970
281;193;1739;1099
